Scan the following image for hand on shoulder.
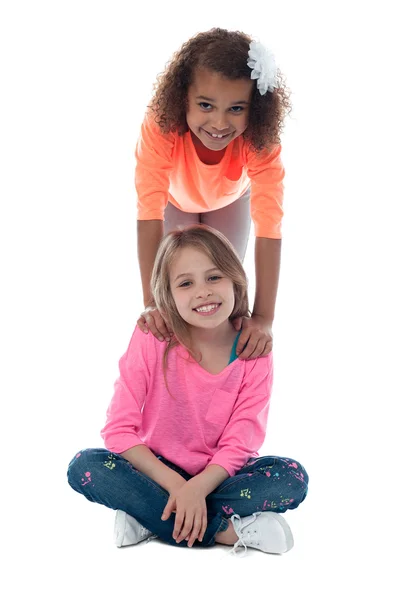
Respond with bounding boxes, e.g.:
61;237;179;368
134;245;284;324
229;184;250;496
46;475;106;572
137;303;173;343
232;314;273;360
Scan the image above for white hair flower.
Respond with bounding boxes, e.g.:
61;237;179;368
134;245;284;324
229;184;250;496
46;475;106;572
247;41;278;95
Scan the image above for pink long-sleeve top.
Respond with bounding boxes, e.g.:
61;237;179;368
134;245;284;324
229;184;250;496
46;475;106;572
101;326;273;477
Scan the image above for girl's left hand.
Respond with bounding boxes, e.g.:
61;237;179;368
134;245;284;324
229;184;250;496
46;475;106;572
232;314;273;360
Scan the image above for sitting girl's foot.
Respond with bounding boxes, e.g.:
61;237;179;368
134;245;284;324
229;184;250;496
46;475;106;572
114;510;157;547
217;511;294;556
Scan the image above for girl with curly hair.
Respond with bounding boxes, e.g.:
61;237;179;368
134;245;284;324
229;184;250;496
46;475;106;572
135;28;291;361
67;225;308;556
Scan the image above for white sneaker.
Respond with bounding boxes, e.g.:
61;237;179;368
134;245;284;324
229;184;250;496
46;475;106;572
227;511;294;557
114;510;157;548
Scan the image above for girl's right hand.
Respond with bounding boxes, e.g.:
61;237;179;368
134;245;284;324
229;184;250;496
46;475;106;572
161;479;207;547
137;304;173;342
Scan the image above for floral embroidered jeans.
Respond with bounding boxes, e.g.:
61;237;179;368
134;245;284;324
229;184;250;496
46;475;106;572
67;449;309;547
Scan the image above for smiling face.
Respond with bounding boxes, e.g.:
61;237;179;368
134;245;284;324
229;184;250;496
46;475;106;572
186;68;253;152
169;246;235;330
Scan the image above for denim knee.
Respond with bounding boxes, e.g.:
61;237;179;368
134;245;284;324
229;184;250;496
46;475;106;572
67;448;91;490
278;457;309;506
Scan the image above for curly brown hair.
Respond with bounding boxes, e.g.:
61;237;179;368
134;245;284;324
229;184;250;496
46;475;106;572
147;28;292;153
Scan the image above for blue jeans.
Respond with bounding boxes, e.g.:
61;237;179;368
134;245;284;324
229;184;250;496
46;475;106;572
67;449;309;548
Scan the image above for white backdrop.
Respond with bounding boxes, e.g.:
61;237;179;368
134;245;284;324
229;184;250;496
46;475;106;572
1;1;398;598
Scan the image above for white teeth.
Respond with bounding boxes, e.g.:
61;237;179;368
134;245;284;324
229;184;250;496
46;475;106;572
211;133;224;138
195;304;219;313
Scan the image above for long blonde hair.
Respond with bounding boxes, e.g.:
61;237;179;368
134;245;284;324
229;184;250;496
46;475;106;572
151;224;250;381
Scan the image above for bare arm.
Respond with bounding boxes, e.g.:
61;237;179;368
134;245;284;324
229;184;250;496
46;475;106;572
188;464;230;496
121;444;186;492
137;219;164;307
235;237;281;358
253;237;282;323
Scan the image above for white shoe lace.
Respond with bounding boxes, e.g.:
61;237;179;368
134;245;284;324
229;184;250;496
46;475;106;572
227;512;262;558
141;525;157;544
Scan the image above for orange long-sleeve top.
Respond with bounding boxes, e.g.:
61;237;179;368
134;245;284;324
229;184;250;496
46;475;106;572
135;112;285;238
